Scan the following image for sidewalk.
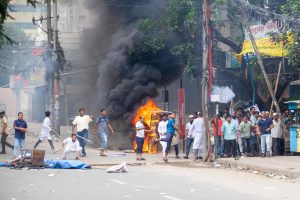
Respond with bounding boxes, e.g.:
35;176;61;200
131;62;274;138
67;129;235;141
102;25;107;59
216;156;300;179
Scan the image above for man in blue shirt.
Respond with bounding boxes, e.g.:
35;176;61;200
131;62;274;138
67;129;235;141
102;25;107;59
257;111;274;157
221;115;237;159
95;109;114;156
156;113;180;162
13;112;28;157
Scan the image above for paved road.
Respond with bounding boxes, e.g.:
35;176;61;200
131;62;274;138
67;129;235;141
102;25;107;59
1;163;300;200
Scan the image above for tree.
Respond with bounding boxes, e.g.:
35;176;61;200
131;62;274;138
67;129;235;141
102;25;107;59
0;0;39;45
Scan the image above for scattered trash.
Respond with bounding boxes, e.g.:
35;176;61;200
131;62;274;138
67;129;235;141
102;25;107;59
213;162;221;168
47;173;55;177
159;192;167;195
190;189;195;192
106;162;128;173
252;171;259;174
49;190;55;193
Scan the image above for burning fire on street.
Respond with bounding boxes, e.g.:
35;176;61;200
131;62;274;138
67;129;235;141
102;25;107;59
132;99;162;154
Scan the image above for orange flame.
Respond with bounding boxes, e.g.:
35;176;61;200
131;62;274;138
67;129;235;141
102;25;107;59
132;99;162;154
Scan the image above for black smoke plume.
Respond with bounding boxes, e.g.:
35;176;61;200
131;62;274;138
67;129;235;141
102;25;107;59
78;0;182;122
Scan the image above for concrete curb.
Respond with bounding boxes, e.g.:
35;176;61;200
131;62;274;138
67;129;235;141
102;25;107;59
216;159;300;179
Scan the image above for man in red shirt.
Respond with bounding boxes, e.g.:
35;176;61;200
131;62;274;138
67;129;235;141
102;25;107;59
211;114;223;157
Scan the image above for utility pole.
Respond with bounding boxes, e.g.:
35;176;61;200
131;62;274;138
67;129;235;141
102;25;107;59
53;0;60;134
46;0;54;119
201;0;212;162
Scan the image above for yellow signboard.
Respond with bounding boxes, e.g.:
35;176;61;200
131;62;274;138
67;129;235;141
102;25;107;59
240;37;288;57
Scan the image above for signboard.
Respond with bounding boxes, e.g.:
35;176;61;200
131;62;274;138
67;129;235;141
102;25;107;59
32;47;45;56
211;86;235;104
29;68;46;86
178;88;185;139
239;21;293;57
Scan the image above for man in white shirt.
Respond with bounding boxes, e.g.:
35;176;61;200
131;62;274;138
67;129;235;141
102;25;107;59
271;113;283;156
190;112;205;160
33;111;55;153
157;114;168;159
135;116;151;161
62;134;81;160
72;108;93;157
183;115;194;159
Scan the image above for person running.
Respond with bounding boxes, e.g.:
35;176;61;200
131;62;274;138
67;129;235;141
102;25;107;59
183;115;195;159
156;113;180;162
0;110;13;154
95;109;114;156
13;112;28;157
157;114;168;160
62;133;81;160
239;116;252;156
135;116;152;161
72;108;93;157
257;111;274;158
190;112;205;160
33;111;55;153
221;115;238;159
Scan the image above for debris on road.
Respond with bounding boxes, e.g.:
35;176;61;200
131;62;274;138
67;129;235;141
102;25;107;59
106;161;128;173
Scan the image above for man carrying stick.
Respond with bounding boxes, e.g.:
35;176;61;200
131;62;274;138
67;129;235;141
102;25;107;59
72;108;93;157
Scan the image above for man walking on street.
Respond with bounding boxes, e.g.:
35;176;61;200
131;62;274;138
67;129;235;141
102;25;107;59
271;113;283;156
13;112;28;157
158;114;168;159
33;111;55;153
72;108;93;157
190;112;205;161
257;111;274;157
0;110;13;154
183;115;194;159
156;113;180;162
222;115;238;159
96;109;114;156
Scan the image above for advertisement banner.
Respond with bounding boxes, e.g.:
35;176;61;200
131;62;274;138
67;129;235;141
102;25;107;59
178;88;185;139
240;21;293;57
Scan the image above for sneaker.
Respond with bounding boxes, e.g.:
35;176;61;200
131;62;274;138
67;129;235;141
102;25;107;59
183;155;188;159
75;157;80;160
176;156;180;159
261;153;266;158
62;156;66;160
141;158;146;161
0;151;6;154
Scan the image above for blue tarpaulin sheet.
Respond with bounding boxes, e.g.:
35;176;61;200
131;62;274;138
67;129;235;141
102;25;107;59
44;160;91;169
0;162;12;167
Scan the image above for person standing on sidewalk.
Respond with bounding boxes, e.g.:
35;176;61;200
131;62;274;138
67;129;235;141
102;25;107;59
96;109;114;156
250;107;258;156
257;111;274;158
191;112;205;161
157;114;168;159
221;115;237;159
271;113;283;156
13;112;28;157
231;112;242;156
0;110;14;154
239;116;252;156
183;115;195;159
72;108;93;157
211;114;223;157
33;111;55;153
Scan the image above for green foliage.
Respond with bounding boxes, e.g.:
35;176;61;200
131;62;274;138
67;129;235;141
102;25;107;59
281;0;300;17
131;0;200;76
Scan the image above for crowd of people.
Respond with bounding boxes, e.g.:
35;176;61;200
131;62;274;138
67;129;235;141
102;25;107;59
209;107;288;159
0;105;290;161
